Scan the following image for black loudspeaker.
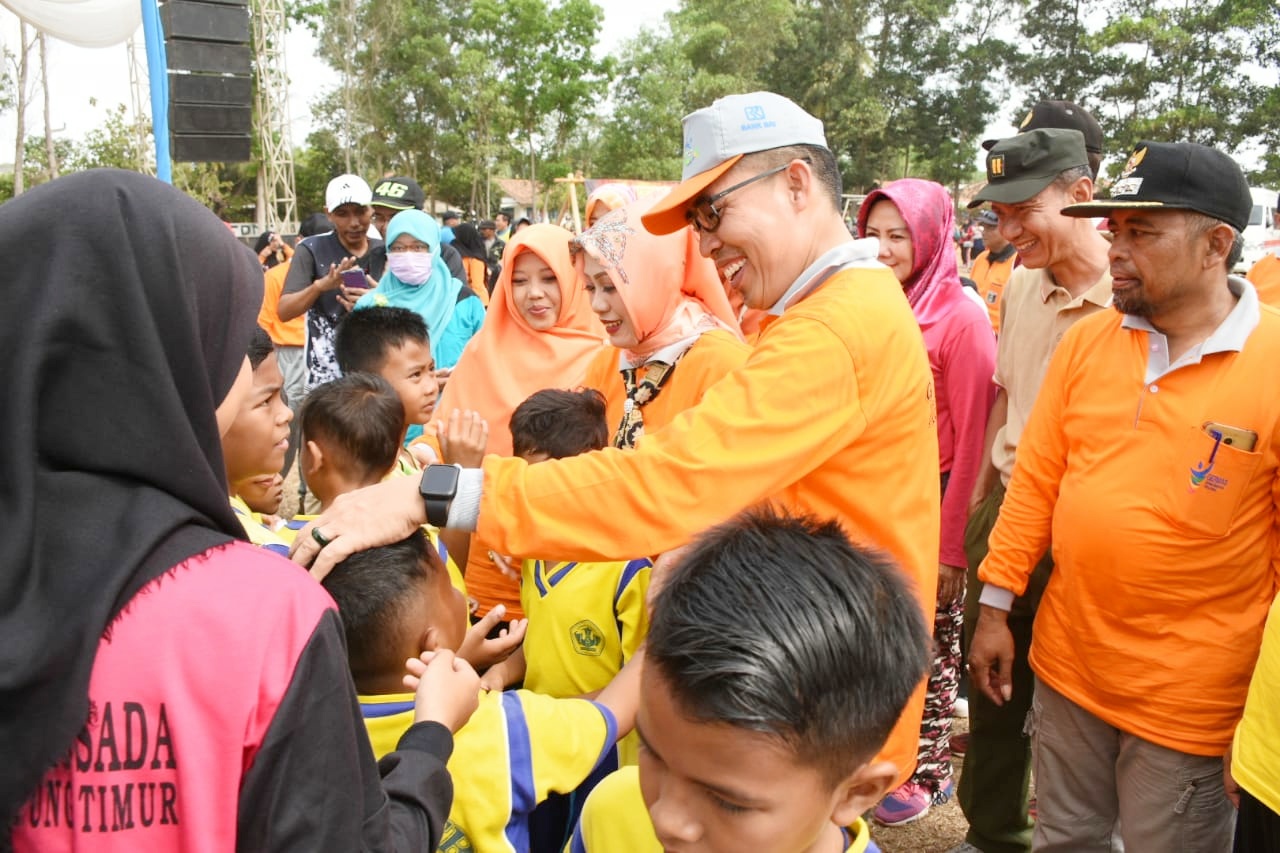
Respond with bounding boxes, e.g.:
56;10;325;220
164;0;253;162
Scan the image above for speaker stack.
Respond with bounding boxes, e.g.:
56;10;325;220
162;0;253;161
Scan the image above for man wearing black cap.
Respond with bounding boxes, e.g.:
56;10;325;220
370;176;466;284
1014;99;1105;179
951;128;1112;853
478;219;505;267
969;141;1280;852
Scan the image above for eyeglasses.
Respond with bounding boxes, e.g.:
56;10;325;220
388;243;432;253
686;158;811;233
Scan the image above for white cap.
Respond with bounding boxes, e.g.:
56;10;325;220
325;174;372;211
643;92;828;234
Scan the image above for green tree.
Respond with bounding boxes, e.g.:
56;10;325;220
1091;0;1266;155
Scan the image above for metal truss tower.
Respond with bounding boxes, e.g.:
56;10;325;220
125;37;155;176
251;0;297;234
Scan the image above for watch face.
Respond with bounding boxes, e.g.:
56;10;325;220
422;464;461;497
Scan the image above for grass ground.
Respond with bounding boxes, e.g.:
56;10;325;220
873;717;970;853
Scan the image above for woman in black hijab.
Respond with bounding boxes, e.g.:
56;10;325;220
1;170;465;849
451;221;497;298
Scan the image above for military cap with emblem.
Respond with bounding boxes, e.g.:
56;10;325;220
1061;141;1252;232
967;128;1090;208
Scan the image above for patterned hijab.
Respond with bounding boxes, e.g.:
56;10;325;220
572;198;741;365
858;178;963;329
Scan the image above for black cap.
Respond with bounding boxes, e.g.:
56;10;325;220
442;210;462;223
479;219;497;230
968;129;1090;208
1018;101;1103;155
1061;141;1252;232
370;176;425;211
977;209;999;226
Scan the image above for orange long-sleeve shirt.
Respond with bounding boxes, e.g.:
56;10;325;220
980;295;1280;755
477;264;940;787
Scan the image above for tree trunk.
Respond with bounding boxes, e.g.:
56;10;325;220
13;22;32;196
39;33;57;180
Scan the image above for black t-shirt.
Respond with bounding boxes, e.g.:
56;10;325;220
282;231;384;389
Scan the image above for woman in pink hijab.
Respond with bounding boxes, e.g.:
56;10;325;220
858;178;997;826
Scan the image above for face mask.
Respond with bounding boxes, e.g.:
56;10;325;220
388;252;434;285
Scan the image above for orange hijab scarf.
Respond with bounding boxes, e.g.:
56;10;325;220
438;224;605;456
573;199;741;365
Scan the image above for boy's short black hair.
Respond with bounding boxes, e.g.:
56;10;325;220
335;306;431;374
648;507;931;784
509;388;608;459
300;373;403;482
321;530;442;682
247;326;274;370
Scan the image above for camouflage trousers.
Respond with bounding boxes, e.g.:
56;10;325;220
912;592;965;801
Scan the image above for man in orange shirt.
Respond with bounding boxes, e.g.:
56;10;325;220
969;141;1280;852
968;209;1017;334
294;92;942;796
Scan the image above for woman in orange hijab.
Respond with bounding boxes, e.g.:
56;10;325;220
575;198;750;449
436;223;605;620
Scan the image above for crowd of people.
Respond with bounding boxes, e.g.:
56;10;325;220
5;87;1280;853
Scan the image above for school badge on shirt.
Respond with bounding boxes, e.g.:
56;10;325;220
571;620;606;656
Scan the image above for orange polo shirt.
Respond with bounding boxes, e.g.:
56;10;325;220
258;261;306;347
1247;253;1280;308
980;286;1280;755
579;328;752;443
969;246;1017;334
477;262;940;788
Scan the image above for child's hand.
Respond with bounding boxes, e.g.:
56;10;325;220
404;649;480;734
488;551;520;580
457;604;528;670
479;647;527;692
435;409;489;468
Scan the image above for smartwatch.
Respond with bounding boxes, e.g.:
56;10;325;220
420;463;462;528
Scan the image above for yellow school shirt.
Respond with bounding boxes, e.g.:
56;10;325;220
1233;595;1280;814
569;766;874;853
361;689;617;853
520;557;651;764
229;495;291;556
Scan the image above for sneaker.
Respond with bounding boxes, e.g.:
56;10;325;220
951;731;970;756
953;697;970;719
945;844;983;853
874;782;933;826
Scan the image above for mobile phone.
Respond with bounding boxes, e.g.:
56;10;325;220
1203;421;1258;452
340;268;368;290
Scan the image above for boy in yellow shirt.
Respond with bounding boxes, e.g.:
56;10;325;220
321;530;638;853
483;389;651;706
335;305;442;454
572;509;931;853
221;328;293;553
481;388;652;852
288;372;472;602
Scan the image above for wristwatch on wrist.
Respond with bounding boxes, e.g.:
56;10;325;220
420;463;462;528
